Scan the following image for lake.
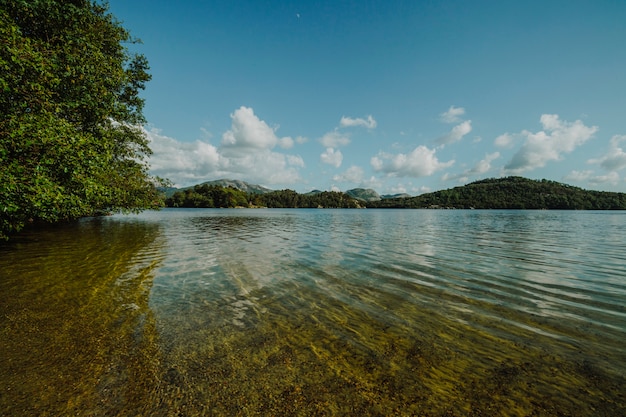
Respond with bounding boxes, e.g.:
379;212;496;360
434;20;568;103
1;209;625;416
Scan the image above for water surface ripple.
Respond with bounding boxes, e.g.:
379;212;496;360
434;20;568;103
1;209;624;415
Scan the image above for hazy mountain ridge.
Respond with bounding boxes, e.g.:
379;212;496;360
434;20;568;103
165;179;273;197
345;188;381;202
167;180;393;200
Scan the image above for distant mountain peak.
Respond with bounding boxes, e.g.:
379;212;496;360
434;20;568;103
346;188;381;202
202;179;273;194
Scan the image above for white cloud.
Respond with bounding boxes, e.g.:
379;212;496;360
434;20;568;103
146;128;224;184
371;145;454;178
221;106;283;151
589;171;620;185
442;152;500;183
565;170;621;186
588;135;626;172
440;106;465;123
340;115;377;129
320;147;343;168
333;165;364;183
390;185;407;194
495;133;514;148
470;152;500;175
145;107;304;187
363;176;383;190
219;106;296;152
504;114;598;174
279;136;295;149
220;149;304;185
564;170;594;182
319;130;351;147
407;185;431;195
436;120;472;147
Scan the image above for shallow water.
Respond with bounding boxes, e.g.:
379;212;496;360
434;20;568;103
1;209;625;416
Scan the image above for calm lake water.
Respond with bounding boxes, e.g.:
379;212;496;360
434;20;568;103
1;209;625;416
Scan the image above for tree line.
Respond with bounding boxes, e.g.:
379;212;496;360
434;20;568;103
165;185;361;209
166;177;626;210
367;177;626;210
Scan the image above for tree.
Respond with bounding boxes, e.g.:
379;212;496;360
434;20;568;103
0;0;166;239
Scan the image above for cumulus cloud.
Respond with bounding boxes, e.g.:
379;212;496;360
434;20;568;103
435;120;472;147
389;185;407;194
221;106;294;152
371;145;454;178
279;136;295;149
340;115;377;129
565;170;620;186
588;135;626;172
320;147;343;168
564;170;593;182
440;106;465;123
442;152;500;183
495;133;514;148
316;114;376;160
470;152;501;175
589;171;620;185
333;165;364;183
319;131;351;147
146;128;224;184
220;148;304;185
504;114;598;174
145;106;305;187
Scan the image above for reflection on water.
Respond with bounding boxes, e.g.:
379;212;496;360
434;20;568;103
1;209;625;416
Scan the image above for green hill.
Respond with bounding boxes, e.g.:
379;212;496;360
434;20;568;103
346;188;381;202
164;177;626;210
163;179;272;197
367;177;626;210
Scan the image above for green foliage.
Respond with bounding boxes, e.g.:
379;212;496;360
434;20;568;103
165;186;361;209
258;190;360;208
1;0;166;239
166;185;250;208
367;177;626;210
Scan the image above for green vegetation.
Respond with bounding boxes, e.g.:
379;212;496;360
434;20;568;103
166;177;626;210
1;0;166;239
166;185;361;208
260;189;360;208
368;177;626;209
166;184;250;208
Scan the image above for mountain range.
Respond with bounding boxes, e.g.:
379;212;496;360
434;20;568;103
164;177;626;210
164;179;404;202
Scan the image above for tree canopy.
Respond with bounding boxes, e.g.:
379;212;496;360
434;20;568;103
367;177;626;210
164;177;626;210
1;0;165;239
165;185;362;209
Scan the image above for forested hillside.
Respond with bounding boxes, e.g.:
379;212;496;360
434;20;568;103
367;177;626;209
166;177;626;210
165;185;361;208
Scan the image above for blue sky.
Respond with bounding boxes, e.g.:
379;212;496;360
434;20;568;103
108;0;626;194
